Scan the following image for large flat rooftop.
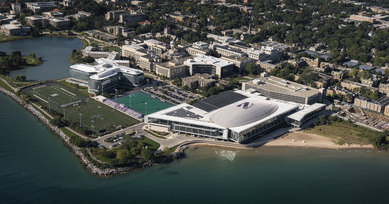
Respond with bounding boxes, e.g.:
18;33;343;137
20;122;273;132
244;75;321;98
192;90;248;112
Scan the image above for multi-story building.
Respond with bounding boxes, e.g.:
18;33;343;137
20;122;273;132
25;16;48;28
354;96;389;113
182;74;215;89
187;41;210;56
221;56;255;72
48;17;70;30
69;58;144;94
247;46;283;63
350;15;376;23
105;10;145;23
26;2;56;13
10;3;21;14
71;11;92;20
207;34;234;44
26;15;69;30
184;55;234;78
144;39;168;56
155;60;189;79
0;14;15;25
0;20;31;36
121;44;148;59
213;44;247;58
242;73;323;104
105;10;126;21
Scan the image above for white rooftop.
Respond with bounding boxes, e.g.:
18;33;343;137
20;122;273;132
287;103;326;122
184;55;233;68
146;90;299;133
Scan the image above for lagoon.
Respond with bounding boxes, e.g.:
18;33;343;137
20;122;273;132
1;36;83;81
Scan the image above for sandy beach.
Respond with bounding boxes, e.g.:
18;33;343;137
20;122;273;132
264;131;374;149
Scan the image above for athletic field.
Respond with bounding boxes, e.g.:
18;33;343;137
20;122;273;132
116;91;173;115
22;83;139;137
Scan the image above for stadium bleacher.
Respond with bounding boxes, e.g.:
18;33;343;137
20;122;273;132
103;99;143;119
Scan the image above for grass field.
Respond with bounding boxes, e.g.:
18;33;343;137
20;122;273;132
22;82;138;136
116;91;173;115
304;121;378;145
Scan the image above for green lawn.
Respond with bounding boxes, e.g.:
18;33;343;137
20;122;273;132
22;82;139;136
103;46;121;52
0;35;31;43
304;121;379;145
23;56;42;66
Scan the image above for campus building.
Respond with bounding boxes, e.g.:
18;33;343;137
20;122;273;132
145;90;325;143
69;58;144;94
155;60;188;79
26;2;56;13
0;20;30;36
186;41;210;56
242;73;323;104
184;55;234;78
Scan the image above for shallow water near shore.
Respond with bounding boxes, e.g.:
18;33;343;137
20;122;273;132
1;93;389;203
1;36;83;81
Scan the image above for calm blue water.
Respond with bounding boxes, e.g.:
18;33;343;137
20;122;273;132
1;92;389;203
1;36;83;81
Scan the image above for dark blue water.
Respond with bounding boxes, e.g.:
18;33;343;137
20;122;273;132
1;93;389;203
1;37;83;81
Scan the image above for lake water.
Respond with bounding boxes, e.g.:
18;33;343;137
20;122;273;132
1;92;389;203
0;36;83;81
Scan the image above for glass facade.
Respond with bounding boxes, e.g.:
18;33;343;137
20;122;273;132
69;68;96;83
70;69;144;94
147;117;225;138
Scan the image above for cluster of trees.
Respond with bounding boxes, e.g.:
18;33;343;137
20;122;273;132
0;51;26;74
91;136;172;168
314;115;344;126
69;49;94;64
353;87;380;100
191;78;241;97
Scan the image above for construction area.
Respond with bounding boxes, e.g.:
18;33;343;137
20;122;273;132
337;106;389;131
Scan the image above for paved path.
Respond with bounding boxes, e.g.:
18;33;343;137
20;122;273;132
0;77;19;92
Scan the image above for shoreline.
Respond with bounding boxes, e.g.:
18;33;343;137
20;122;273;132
264;131;374;150
0;86;376;176
0;86;179;176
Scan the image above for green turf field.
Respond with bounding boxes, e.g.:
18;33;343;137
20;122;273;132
22;83;139;136
116;91;173;115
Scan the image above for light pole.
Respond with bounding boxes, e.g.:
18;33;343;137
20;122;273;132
145;102;148;115
79;113;82;128
129;95;132;108
115;88;118;102
91;120;95;137
63;107;66;120
48;97;51;112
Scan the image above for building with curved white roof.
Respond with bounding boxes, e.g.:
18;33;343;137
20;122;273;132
145;90;303;143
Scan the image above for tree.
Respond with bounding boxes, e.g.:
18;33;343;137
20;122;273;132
245;62;262;75
116;149;130;160
141;148;154;162
15;75;26;82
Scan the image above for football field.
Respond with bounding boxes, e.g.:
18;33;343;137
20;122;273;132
22;83;139;137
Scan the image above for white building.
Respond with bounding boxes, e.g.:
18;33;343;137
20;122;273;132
184;55;234;78
145;90;300;143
